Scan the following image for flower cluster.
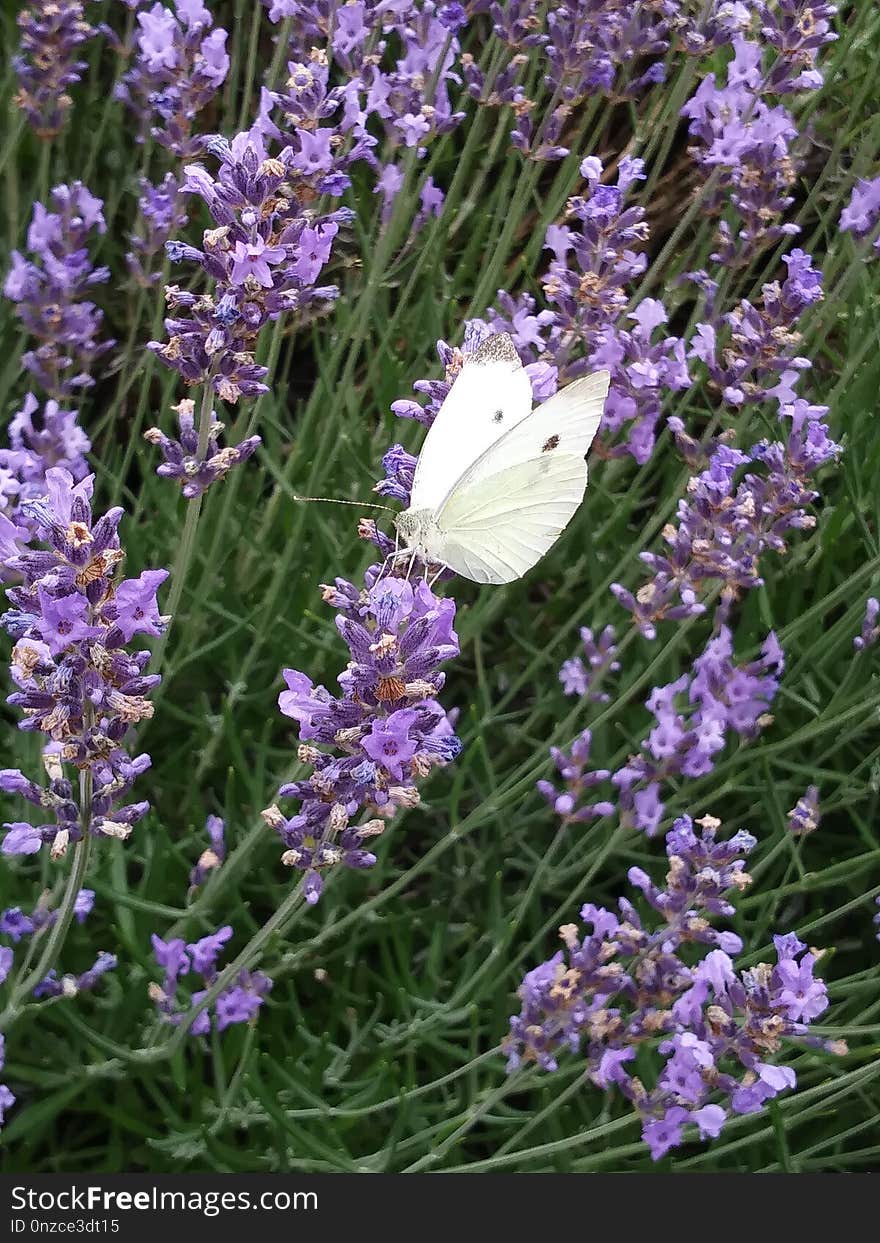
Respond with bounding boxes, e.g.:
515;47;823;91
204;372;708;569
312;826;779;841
255;52;374;199
1;468;165;857
615;324;839;638
127;174;189;288
144;398;261;498
681;32;833;265
538;729;613;826
787;785;820;836
150;927;272;1034
116;0;230;158
559;625;620;703
853;597;879;652
839;174;880;258
541;157;649;360
269;575;461;904
756;1;838;95
542;627;784;837
484;157;690;464
689;248;824;408
1;392;90;568
33;951;118;1000
13;0;95;138
4;184;114;400
260;1;471;215
1;887;94;942
505;814;839;1160
0;884;112;1017
148;134;347;404
474;1;677;160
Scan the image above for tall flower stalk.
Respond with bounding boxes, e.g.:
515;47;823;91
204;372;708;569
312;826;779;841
0;469;165;1026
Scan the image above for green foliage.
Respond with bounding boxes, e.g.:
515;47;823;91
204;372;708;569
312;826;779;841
0;1;878;1172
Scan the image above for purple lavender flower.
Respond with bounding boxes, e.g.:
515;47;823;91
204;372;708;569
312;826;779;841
543;2;674;104
33;951;117;999
787;785;820;836
526;157;691;463
756;1;838;94
261;4;467;198
537;729;614;825
689;249;824;407
853;597;879;651
496;1;676;159
839;174;880;257
147;134;347;404
0;1033;15;1129
149;925;272;1035
13;0;95;137
616;279;840;638
0;887;94;942
1;468;164;858
544;626;784;835
268;575;461;904
116;0;229;158
505;814;839;1160
4;185;114;400
680;30;833;265
144;398;261;497
559;625;620;703
127;174;189;288
541;157;649;353
1;393;91;572
189;813;226;889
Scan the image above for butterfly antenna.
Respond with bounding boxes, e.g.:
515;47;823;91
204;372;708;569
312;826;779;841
292;494;394;513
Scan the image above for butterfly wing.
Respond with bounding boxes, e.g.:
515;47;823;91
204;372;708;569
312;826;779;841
408;333;533;513
434;371;610;584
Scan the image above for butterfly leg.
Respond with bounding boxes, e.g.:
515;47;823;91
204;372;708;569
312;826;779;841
404;547;418;582
375;530;408;583
427;564;448;591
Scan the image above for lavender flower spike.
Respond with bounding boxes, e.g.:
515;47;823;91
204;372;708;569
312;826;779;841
150;926;272;1035
148;134;347;405
506;814;841;1161
145;398;261;498
1;468;165;858
269;575;461;904
787;786;820;836
1;392;91;572
116;0;230;158
14;0;95;138
4;184;114;400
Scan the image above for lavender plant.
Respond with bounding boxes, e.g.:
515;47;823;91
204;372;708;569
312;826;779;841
505;815;840;1160
0;0;877;1176
13;0;95;139
4;184;114;400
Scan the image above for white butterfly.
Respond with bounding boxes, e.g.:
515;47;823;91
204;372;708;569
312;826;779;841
394;333;610;584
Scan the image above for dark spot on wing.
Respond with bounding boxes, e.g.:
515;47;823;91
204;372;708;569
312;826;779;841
493;409;504;423
468;332;520;366
542;434;560;452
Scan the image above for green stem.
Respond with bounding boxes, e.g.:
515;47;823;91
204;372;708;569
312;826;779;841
0;808;93;1031
149;379;216;679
